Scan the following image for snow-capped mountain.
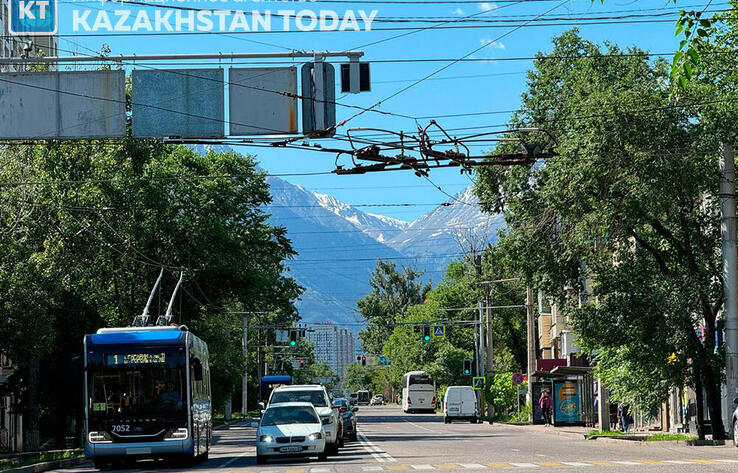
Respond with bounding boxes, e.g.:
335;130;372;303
386;187;503;257
265;178;503;327
312;191;409;243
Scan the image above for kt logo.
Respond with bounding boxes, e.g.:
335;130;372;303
9;0;57;35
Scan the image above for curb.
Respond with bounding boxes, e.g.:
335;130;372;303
590;436;730;447
5;456;88;473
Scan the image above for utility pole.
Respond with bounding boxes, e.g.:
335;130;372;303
242;315;248;416
720;142;738;436
525;287;536;410
479;303;486;419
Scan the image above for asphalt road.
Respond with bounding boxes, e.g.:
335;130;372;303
52;406;738;473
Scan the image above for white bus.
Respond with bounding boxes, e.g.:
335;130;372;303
401;371;436;413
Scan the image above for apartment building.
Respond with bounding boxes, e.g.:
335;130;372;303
307;325;355;377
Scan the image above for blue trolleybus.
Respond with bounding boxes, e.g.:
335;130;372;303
83;326;211;468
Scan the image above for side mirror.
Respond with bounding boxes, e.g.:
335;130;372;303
733;397;738;405
352;407;359;412
257;402;265;410
250;421;259;428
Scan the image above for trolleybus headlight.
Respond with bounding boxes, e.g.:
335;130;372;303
259;435;274;443
88;431;112;443
164;428;189;440
308;433;322;441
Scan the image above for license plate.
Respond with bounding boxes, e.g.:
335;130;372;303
126;447;151;455
280;446;302;453
449;408;459;412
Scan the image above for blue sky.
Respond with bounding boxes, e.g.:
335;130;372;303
53;0;716;221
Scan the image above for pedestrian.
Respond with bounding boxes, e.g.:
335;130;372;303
617;403;630;432
539;389;553;426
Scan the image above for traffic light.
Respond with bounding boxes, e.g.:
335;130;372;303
299;359;305;368
413;325;420;333
361;355;366;366
289;330;297;346
462;359;472;375
356;355;362;362
422;325;431;342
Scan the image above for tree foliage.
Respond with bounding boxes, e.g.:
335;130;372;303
0;140;301;447
474;29;730;438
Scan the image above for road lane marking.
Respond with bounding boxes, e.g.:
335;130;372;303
687;460;720;464
386;466;410;471
588;461;616;466
638;460;667;465
219;449;253;468
460;464;487;469
358;430;397;463
363;467;384;471
509;463;540;468
311;469;331;473
561;462;591;467
663;461;691;464
717;459;738;463
486;463;511;468
411;465;436;470
535;462;564;467
401;419;439;433
434;464;460;469
613;461;643;465
285;469;306;473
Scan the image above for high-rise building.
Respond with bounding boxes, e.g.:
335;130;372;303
306;325;355;377
0;1;58;72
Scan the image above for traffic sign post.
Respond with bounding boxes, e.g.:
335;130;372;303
432;325;445;338
512;373;524;415
472;377;485;390
512;372;524;385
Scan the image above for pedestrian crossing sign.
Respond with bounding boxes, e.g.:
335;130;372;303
432;325;445;338
473;377;485;390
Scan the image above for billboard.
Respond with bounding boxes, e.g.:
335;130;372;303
132;68;224;138
0;70;125;139
554;380;581;424
229;67;298;136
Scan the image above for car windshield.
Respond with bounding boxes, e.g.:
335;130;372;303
271;390;328;407
261;406;319;426
333;399;348;408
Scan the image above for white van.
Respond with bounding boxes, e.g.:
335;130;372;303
443;386;479;423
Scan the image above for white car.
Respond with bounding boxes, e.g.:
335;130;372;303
256;402;327;464
370;395;384;406
268;385;342;455
443;386;479;423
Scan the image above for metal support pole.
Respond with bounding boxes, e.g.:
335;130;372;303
0;50;365;65
475;302;482;377
526;287;536;411
242;315;248;416
480;304;486;419
720;142;738;437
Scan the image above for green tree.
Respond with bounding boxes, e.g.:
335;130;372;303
358;260;431;354
474;30;728;439
0;141;301;449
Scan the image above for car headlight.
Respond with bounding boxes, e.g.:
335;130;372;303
308;432;323;441
321;415;334;425
259;435;274;443
88;431;112;443
164;428;188;441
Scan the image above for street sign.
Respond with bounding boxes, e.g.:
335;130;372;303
366;355;377;366
291;359;302;369
229;67;298;135
379;355;391;366
473;377;485;390
432;325;445;338
512;372;524;385
276;330;288;343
